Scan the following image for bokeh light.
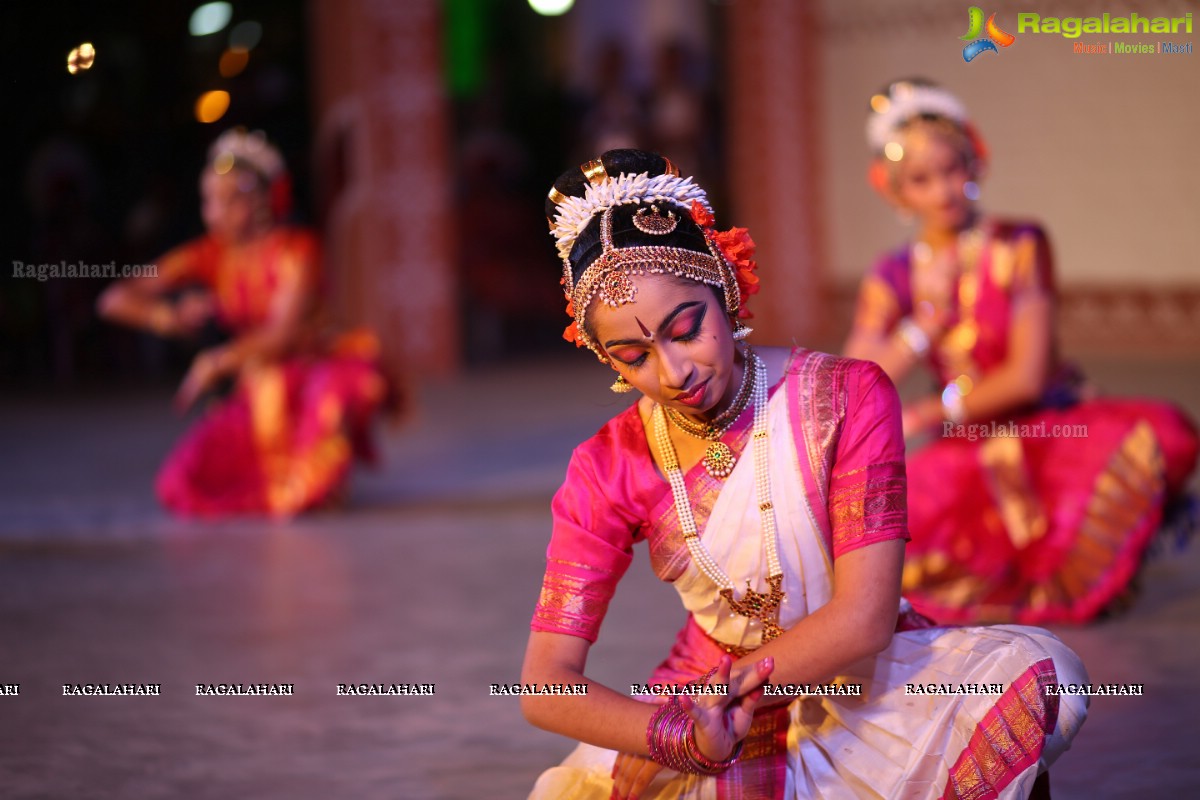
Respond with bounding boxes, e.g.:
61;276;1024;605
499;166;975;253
67;43;96;75
189;2;232;37
229;20;263;51
194;90;231;123
528;0;574;16
219;48;250;77
884;141;904;162
941;383;962;408
869;94;890;114
212;151;235;175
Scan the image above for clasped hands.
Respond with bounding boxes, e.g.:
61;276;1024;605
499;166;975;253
610;655;773;800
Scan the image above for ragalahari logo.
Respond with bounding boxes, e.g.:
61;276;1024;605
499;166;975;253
961;7;1016;61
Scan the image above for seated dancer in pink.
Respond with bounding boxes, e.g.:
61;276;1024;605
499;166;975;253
98;129;387;518
845;80;1199;625
523;149;1088;799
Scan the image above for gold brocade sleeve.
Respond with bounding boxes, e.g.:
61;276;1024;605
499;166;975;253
532;560;623;642
530;419;640;644
826;360;909;558
829;461;908;555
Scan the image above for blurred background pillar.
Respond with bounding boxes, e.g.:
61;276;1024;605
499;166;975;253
724;1;829;345
309;0;459;378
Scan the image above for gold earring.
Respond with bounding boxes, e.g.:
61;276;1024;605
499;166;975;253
610;374;635;393
732;321;753;341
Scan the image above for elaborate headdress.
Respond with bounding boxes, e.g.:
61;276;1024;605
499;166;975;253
547;152;759;363
864;79;989;195
207;128;292;219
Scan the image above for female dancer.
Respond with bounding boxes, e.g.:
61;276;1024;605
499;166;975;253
524;149;1086;799
98;129;386;517
845;80;1198;624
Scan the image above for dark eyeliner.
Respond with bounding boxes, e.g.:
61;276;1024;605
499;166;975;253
675;307;707;342
620;352;648;369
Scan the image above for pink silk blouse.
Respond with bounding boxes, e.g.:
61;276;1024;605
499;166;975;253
531;349;910;644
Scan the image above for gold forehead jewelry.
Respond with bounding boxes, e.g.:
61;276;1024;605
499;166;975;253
633;205;679;235
566;205;738;359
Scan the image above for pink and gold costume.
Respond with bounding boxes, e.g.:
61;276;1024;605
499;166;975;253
853;219;1198;624
153;228;385;517
529;348;1087;798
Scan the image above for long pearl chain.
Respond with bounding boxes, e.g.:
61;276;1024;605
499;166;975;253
653;354;787;640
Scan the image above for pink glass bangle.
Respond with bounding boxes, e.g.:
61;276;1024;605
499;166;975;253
646;694;744;775
685;724;743;775
647;699;693;773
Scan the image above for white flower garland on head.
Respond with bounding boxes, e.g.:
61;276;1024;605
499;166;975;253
866;83;968;154
551;171;714;262
208;128;286;180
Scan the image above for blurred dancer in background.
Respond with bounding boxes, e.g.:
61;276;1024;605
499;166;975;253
98;129;387;518
845;79;1198;624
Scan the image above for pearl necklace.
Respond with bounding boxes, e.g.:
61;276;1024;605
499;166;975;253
664;350;756;479
653;353;786;642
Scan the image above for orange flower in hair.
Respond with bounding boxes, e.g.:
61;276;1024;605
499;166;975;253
560;279;584;346
690;201;760;318
689;201;716;230
563;319;581;345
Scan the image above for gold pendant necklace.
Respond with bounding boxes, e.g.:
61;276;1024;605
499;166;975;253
720;575;786;643
665;350;755;479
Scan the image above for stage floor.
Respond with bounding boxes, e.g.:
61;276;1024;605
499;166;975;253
1;354;1198;799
